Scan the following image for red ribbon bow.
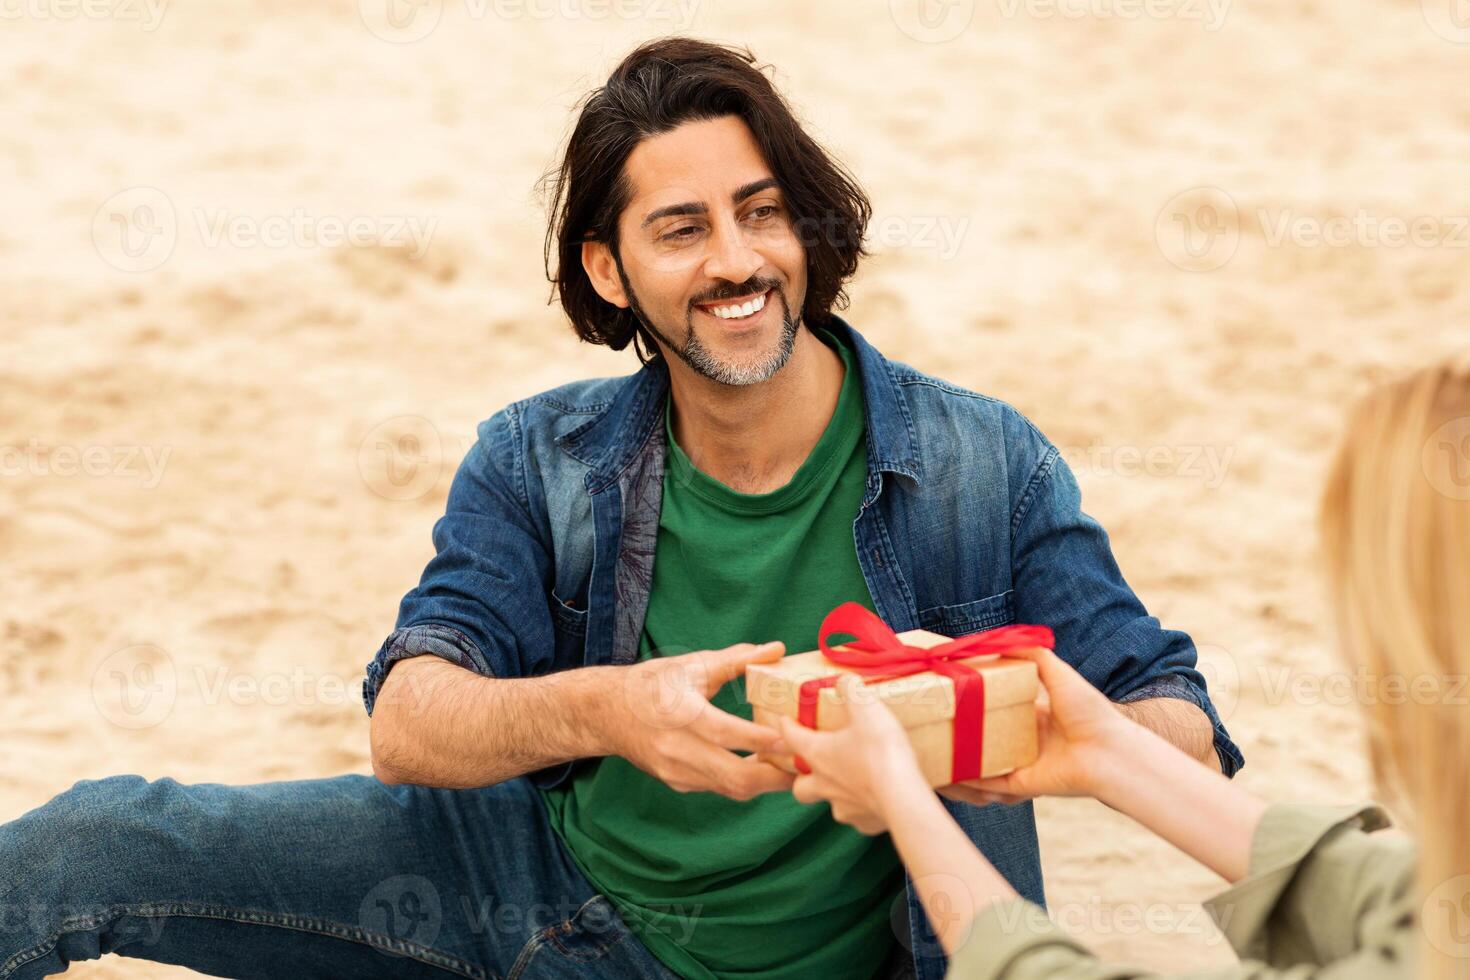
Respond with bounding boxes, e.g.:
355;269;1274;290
792;602;1054;783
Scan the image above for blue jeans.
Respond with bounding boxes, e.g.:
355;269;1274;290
0;774;681;979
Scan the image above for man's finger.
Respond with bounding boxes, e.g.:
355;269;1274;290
691;703;786;753
690;741;794;799
697;641;785;695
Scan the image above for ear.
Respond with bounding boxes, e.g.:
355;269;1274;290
581;240;629;309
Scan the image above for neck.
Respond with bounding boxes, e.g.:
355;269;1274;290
666;325;846;495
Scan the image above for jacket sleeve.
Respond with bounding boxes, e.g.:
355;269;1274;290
945;805;1413;980
362;407;556;717
1201;803;1411;967
1005;418;1243;776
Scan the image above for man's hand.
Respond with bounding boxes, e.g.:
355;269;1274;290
591;640;798;801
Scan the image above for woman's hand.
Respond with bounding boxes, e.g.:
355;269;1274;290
940;645;1137;808
776;673;931;835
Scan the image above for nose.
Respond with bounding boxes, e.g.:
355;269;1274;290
701;213;764;286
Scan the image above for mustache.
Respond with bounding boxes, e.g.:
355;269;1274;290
691;277;781;308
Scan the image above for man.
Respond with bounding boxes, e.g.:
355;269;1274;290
0;37;1240;980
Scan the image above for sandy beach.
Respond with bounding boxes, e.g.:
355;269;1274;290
4;0;1469;974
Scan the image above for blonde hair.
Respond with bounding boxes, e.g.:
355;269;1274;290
1319;352;1470;980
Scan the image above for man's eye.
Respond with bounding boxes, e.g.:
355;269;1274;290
748;205;779;221
662;225;700;242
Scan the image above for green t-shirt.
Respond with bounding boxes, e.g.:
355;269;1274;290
540;326;905;979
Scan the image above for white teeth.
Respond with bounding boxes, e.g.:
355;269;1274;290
707;290;767;320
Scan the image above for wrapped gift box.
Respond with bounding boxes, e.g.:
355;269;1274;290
745;625;1043;788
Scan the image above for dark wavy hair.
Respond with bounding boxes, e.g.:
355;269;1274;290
539;37;873;366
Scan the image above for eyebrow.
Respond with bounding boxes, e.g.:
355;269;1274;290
640;177;781;229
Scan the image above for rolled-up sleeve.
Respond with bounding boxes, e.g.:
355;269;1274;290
1006;427;1243;777
362;407;556;717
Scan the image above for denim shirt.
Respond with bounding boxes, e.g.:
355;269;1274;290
362;315;1243;980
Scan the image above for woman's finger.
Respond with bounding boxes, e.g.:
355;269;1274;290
791;774;822;805
836;673;896;721
782;716;851;778
830;800;884;834
936;783;994;806
835;672;869;705
792;772;844;806
964;781;1030;805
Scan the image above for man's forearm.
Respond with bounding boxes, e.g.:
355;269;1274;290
370;655;616;788
1114;697;1221;771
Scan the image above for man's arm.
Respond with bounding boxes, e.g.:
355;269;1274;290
363;409;793;799
370;643;797;799
370;655;615;788
1003;416;1243;777
1115;697;1222;771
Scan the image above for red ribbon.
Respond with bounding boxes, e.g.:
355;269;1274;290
792;602;1054;782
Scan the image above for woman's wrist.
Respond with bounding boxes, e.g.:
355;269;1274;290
1077;716;1266;882
874;743;934;823
1076;716;1152;802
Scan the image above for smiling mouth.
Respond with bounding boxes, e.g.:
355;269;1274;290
694;288;772;324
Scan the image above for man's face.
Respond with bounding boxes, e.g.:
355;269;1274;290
597;114;808;386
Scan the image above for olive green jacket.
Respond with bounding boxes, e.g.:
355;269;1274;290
948;803;1416;979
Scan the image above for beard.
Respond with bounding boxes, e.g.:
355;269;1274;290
615;260;800;387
